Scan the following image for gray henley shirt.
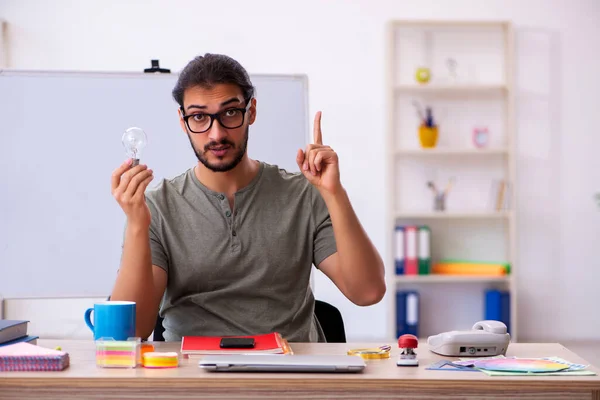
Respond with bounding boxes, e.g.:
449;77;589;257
144;161;337;342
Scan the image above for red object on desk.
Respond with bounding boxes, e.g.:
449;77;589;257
398;334;418;349
181;332;285;355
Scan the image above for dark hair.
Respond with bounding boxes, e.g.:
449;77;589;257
172;53;255;109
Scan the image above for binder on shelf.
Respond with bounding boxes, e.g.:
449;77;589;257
404;226;418;275
417;226;431;275
484;289;511;334
396;290;419;338
484;289;502;321
394;225;405;275
501;290;511;334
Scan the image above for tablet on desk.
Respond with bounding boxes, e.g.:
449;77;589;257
198;354;366;373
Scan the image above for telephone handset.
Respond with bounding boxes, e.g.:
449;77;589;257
472;320;508;335
427;320;510;357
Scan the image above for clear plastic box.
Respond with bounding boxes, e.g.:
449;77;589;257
95;337;141;368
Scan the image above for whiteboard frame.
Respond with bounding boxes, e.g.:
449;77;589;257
0;69;312;298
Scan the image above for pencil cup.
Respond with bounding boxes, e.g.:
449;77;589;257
419;125;438;148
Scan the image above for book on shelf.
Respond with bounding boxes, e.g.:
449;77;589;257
181;332;291;356
0;320;29;345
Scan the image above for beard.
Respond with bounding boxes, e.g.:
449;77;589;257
188;126;249;172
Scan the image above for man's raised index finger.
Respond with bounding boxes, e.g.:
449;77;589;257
313;111;323;145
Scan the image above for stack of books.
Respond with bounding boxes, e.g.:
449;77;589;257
0;320;38;347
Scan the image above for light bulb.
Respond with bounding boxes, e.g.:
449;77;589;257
122;127;147;166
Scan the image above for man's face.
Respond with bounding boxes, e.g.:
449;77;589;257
179;83;256;172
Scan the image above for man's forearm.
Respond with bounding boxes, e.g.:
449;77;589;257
320;188;386;305
110;224;158;337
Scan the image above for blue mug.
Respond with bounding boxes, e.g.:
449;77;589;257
84;301;136;340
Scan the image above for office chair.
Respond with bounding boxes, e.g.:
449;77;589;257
151;300;346;343
314;300;346;343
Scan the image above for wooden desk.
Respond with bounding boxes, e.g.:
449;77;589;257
1;340;599;399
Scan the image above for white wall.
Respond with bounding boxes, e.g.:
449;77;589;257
1;0;599;342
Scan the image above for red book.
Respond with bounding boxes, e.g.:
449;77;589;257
181;332;286;355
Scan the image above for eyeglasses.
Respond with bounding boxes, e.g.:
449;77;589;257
181;99;252;134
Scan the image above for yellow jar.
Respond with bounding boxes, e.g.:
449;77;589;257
419;125;438;148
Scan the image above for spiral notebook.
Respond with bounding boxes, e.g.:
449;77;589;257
0;342;70;371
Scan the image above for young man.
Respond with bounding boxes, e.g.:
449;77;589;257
110;53;385;342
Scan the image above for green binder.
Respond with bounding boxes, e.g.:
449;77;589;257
418;226;431;275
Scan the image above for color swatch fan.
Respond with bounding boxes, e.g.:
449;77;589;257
472;358;569;373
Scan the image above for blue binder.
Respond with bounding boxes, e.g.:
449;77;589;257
484;289;510;334
396;290;419;337
501;291;511;334
394;226;405;275
484;289;502;321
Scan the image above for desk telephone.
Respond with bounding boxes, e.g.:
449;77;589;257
427;320;510;357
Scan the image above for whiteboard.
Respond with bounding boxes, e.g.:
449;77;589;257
0;70;309;297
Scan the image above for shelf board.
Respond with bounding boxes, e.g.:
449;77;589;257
395;211;511;219
396;275;510;283
390;20;511;29
396;148;508;156
395;84;507;93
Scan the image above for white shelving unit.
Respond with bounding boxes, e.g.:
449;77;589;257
395;84;508;93
0;20;7;68
386;20;517;340
396;275;511;284
394;211;512;219
396;148;509;156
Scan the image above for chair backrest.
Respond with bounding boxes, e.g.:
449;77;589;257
152;300;346;343
314;300;346;343
153;315;166;341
